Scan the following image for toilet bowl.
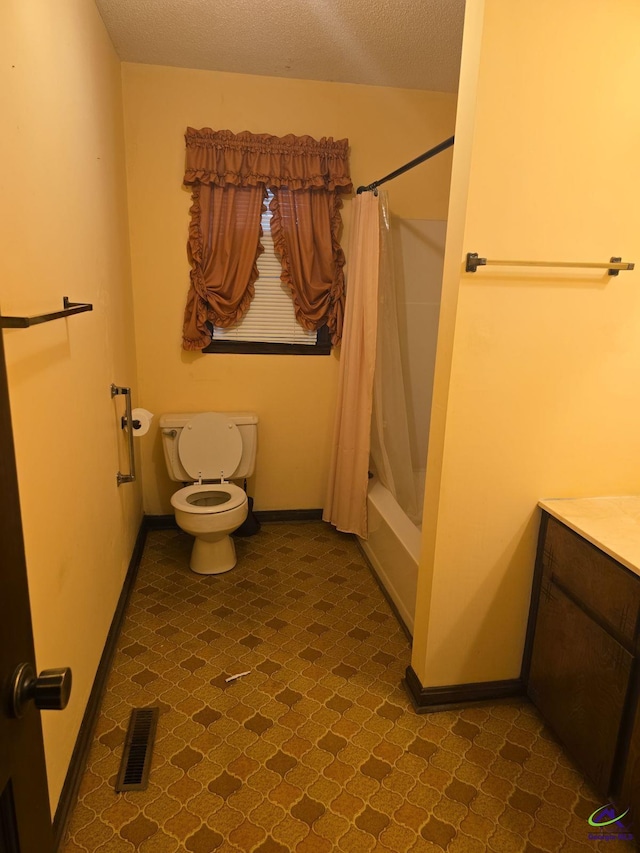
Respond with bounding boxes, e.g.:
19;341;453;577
159;412;259;575
170;482;248;574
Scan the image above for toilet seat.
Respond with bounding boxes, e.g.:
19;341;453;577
171;483;247;515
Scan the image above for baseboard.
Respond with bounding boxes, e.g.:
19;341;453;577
404;665;525;714
144;513;178;530
143;509;324;528
53;517;148;850
254;508;323;522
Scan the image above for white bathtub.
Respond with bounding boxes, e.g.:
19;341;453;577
358;478;422;635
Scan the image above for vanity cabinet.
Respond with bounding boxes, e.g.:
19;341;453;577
620;702;640;828
526;513;640;798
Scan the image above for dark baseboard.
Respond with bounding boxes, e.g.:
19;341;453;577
144;513;178;530
143;509;324;528
404;665;525;714
53;518;149;850
254;508;323;522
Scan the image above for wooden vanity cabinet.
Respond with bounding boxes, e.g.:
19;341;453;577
525;513;640;798
620;702;640;831
527;577;632;792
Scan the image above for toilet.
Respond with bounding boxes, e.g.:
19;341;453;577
159;412;258;574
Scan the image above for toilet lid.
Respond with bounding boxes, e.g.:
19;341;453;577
178;413;243;481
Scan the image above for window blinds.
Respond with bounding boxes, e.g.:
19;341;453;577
212;191;318;345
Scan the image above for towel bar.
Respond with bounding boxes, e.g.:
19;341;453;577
0;297;93;328
466;254;635;275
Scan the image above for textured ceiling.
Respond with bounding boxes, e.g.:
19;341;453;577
94;0;464;92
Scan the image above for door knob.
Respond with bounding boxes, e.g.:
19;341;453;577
9;662;72;718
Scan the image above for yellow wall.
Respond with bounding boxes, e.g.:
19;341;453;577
121;63;457;513
413;0;640;687
0;0;141;811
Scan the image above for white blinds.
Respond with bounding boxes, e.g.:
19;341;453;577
212;191;317;345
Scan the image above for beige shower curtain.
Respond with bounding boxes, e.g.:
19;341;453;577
323;192;380;537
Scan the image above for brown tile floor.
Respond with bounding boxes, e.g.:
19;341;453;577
60;523;634;852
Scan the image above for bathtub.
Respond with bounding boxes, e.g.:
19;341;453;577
358;478;422;635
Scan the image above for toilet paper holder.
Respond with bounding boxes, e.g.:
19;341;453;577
111;384;136;486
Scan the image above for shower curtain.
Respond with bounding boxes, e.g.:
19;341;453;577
323;192;379;537
324;191;418;537
370;193;419;523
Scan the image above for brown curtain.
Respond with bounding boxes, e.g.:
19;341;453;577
182;183;265;350
270;188;346;345
182;128;352;350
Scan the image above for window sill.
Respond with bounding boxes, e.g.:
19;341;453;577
202;340;331;355
202;323;332;355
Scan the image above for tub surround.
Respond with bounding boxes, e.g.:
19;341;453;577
538;496;640;578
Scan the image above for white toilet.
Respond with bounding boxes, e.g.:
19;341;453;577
159;412;258;575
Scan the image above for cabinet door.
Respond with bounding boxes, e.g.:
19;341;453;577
543;517;640;645
528;578;632;794
620;702;640;834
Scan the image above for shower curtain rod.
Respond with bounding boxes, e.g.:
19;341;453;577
356;135;455;194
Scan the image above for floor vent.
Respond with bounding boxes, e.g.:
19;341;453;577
115;707;159;792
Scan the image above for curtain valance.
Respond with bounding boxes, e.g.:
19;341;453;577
184;127;352;192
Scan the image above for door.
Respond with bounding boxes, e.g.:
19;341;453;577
0;329;54;852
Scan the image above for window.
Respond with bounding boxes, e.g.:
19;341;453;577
182;128;351;354
203;191;331;355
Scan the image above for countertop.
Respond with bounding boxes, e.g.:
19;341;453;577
538;496;640;579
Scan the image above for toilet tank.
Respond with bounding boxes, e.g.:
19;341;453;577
159;412;258;483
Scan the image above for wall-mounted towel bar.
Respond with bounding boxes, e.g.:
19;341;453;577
111;384;136;486
0;297;93;328
466;254;635;275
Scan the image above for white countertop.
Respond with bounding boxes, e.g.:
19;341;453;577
538;496;640;578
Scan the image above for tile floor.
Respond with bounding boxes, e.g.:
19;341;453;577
60;523;634;852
